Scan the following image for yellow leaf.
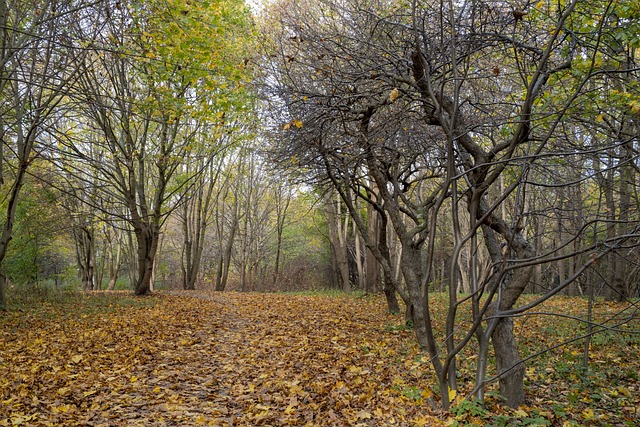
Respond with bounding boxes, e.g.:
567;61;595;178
389;87;399;102
129;376;138;383
53;404;72;413
10;417;25;426
57;387;71;397
293;119;303;128
617;385;630;396
447;386;457;402
582;408;594;420
71;355;83;364
356;410;372;420
282;122;291;130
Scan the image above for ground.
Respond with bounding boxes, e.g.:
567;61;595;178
0;291;638;426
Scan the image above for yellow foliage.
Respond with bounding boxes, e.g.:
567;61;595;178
389;87;400;102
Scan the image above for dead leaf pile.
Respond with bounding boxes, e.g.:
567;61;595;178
0;291;638;426
0;292;442;426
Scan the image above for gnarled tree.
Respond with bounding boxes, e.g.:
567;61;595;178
260;0;639;408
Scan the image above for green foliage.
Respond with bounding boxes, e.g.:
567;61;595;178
400;385;424;401
385;322;412;332
450;400;551;427
131;0;254;124
451;398;488;419
1;175;72;288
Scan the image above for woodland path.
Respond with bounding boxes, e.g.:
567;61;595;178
1;291;440;426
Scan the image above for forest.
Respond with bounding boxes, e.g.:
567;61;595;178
1;0;639;424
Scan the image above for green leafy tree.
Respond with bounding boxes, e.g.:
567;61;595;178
0;0;94;309
53;0;254;295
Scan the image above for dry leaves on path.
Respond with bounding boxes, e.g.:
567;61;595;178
0;291;443;427
2;291;638;426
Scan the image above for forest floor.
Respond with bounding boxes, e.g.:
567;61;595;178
0;290;638;427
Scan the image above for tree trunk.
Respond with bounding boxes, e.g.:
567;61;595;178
126;228;137;289
353;218;365;290
215;218;237;292
612;143;633;301
77;227;95;291
326;192;350;291
491;317;525;407
402;244;447;406
383;280;400;314
107;233;122;290
134;226;159;296
365;197;380;293
182;195;194;289
378;209;400;314
182;172;216;291
0;155;29;309
478;218;533;407
272;184;291;286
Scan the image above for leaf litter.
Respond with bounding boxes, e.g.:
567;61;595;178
0;291;638;426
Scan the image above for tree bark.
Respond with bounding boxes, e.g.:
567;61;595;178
326;191;350;291
0;139;30;310
215;208;238;292
75;226;95;291
353;217;365;290
491;316;525;407
106;236;121;290
133;225;160;295
272;183;291;286
365;189;380;292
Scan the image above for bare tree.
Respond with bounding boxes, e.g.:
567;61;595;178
260;0;639;409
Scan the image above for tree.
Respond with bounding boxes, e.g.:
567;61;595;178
261;0;639;409
271;176;293;285
325;189;351;291
51;0;253;295
0;0;93;308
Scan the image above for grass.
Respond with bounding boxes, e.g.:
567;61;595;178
1;286;157;322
